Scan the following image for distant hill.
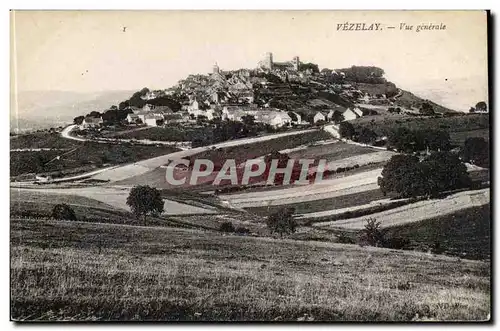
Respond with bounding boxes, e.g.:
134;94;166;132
10;90;135;132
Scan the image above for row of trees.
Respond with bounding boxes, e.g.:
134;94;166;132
463;137;490;168
387;127;451;153
378;152;471;198
338;122;452;153
336;66;386;84
469;101;488;113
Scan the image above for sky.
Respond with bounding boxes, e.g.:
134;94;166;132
11;10;488;111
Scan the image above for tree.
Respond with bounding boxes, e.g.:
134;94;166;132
357;127;377;144
126;185;164;224
87;111;102;118
287;111;298;122
331;110;344;124
378;154;425;198
219;222;235;233
422;129;451;152
421;152;471;196
266;207;297;237
463;137;489;168
475;101;487;112
52;204;77;221
241;114;256;126
73;116;85;125
119;101;130;110
378;153;471;198
147;96;182;112
388;127;424;153
338;121;355;139
299;62;320;73
196;115;208;125
419;102;435;115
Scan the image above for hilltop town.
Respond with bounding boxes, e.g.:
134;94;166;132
70;52;463;140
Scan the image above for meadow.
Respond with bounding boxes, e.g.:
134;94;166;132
246;189;385;216
351;113;490;146
10;142;179;177
190;130;332;166
11;218;490;321
109;126;214;142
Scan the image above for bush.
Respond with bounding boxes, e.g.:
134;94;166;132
383;235;410;250
219;222;235;233
337;232;356;244
267;207;297;237
463;137;489;168
51;204;77;221
359;218;386;247
235;226;251;235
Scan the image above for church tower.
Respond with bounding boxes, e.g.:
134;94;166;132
292;56;300;71
264;52;273;70
213;62;220;74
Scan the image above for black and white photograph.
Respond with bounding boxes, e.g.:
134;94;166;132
9;9;491;322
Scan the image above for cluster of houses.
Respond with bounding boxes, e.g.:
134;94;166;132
126;104;190;127
77;97;364;131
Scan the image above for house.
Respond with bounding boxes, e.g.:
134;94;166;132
144;114;164;127
188;99;202;111
361;94;371;103
353;107;363;117
211;91;227;104
163;113;185;124
142;104;155;112
80;116;103;130
133;110;150;123
222;105;249;121
126;113;141;124
250;110;291;128
268;112;292;127
343;108;359;121
35;174;53;183
313;112;327;123
226;109;246;121
327;109;335;121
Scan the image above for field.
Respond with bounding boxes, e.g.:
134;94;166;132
287;141;379;162
314;189;490;230
246;189;385;216
10;132;81;150
109;126;214;142
11;219;490;321
386;205;491;260
351;113;490;147
190;130;332;165
450;129;490;145
10;142;180;177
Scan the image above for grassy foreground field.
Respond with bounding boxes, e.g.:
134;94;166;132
11;219;490;321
